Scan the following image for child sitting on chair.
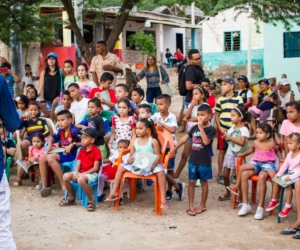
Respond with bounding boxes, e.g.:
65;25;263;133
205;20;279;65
59;128;101;212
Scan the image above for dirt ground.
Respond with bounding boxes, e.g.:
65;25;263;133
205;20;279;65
8;73;300;249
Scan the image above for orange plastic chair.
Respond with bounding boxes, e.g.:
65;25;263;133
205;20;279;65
114;127;175;215
232;156;282;216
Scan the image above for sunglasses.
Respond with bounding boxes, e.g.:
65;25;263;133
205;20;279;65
192;57;202;61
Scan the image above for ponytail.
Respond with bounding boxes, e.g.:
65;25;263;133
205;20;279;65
138;118;160;146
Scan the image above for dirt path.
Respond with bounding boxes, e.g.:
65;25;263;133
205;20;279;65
9;74;299;249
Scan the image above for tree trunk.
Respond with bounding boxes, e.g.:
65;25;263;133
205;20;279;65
106;0;140;52
61;0;93;64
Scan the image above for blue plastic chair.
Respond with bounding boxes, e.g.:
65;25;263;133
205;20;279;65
5;138;16;181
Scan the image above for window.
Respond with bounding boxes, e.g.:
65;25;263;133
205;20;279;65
224;31;240;51
284;32;300;58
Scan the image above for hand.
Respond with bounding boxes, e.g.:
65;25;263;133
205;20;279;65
264;96;272;102
222;132;229;141
160;81;166;85
155;122;163;130
29;157;37;163
197;117;204;128
102;65;114;71
99;97;106;104
46;145;52;153
136;77;141;82
72;172;80;181
94;92;101;99
191;99;198;106
64;144;73;154
127;157;134;164
52;97;59;106
7;69;12;75
219;128;226;135
284;176;291;182
237;153;244;157
108;143;113;150
169;149;175;155
267;121;275;130
80;125;88;130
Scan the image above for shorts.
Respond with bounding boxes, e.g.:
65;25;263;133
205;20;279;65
223;149;238;169
182;96;186;106
217;129;228;151
59;151;76;163
188;163;212;181
78;172;98;184
166;148;176;171
248;161;277;173
97;144;108;160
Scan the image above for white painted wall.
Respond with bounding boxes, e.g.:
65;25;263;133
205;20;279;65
202;8;264;53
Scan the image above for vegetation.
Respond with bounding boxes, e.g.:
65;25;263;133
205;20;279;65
128;31;155;56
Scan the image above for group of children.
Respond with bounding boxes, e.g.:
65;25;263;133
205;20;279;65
3;61;300;236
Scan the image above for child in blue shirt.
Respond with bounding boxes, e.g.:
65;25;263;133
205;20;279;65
0;62;21;97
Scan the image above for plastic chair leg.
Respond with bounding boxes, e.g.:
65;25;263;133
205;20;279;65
251;181;257;204
232;194;237;209
114;177;124;211
277;188;285;223
93;185;98;205
154;179;162;215
129;179;137;202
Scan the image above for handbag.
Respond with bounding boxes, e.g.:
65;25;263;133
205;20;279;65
158;65;172;97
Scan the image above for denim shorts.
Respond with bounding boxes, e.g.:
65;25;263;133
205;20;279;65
58;151;76;163
188;163;212;181
249;161;277;173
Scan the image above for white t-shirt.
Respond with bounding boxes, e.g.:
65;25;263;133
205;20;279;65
54;105;64;114
76;80;97;98
151;112;178;144
70;97;89;124
238;89;253;98
22;73;36;87
226;126;250;153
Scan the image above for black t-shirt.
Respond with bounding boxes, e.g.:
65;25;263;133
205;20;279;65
165;52;173;59
44;70;61;100
185;65;205;102
88;116;105;146
187;125;216;166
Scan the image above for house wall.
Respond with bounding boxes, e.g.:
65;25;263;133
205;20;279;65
202;8;264;81
264;21;300;99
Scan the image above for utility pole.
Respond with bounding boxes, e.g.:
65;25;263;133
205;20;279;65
191;2;197;49
74;0;83;64
247;23;252;82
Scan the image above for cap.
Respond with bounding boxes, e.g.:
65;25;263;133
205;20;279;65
46;52;58;59
237;75;248;82
222;76;235;85
258;78;270;85
280;79;290;86
79;128;97;139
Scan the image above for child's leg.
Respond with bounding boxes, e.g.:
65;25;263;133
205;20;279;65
174;142;191;179
63;172;75;200
290;181;300;229
217;149;225;177
78;175;92;201
20;139;30;158
47;154;65;190
241;169;256;204
198;180;208;209
97;174;108;196
33;165;41;181
167;170;174;192
232;164;256;190
155;171;167;205
221;167;231;198
285;186;293;205
39;153;48;189
188;180;196;211
108;165;127;196
257;171;269;207
166;173;179;190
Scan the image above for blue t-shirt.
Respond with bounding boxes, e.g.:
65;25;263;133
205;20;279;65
114;100;136;114
5;75;15;98
52;124;81;149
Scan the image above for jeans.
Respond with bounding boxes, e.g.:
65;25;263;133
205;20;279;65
146;87;162;103
45;100;53;112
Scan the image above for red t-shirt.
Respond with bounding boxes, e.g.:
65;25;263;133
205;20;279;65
174;52;183;61
88;88;117;106
77;145;102;173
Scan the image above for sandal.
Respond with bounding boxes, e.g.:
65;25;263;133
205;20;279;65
293;231;300;239
186;208;196;216
59;198;76;206
226;186;238;195
13;178;22;187
194;207;206;214
160;202;169;209
280;226;299;235
104;195;119;202
87;201;96;212
35;184;40;190
218;195;230;201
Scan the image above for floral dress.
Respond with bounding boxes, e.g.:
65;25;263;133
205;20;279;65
111;115;137;141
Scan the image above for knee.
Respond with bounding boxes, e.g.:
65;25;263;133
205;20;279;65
189;180;196;187
77;176;86;185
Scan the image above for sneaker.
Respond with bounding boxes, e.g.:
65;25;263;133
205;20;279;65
136;179;142;189
279;206;293;218
217;175;224;185
174;178;180;183
230;175;236;184
147;180;153;186
166;190;173;201
238;203;251;216
254;206;264;220
265;200;279;211
175;183;185;201
196;179;201;187
97;193;106;202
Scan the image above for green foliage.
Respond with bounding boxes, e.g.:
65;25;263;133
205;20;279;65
128;30;155;55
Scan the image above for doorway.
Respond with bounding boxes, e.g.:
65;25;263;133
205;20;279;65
176;33;183;53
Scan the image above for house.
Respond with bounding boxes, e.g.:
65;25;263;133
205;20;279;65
264;20;300;97
201;7;264;82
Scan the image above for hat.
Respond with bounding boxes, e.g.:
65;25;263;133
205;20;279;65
79;128;97;139
280;79;290;86
237;75;248;82
222;76;235;85
46;52;58;59
258;78;270;85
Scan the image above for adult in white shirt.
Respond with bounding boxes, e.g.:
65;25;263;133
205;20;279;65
68;83;89;124
22;64;38;94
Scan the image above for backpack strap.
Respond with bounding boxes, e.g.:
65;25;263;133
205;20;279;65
58;68;63;90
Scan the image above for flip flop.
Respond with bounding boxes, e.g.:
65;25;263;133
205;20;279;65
218;195;230;201
59;198;76;206
186;208;196;216
194;207;206;214
280;227;299;235
226;186;238;196
293;231;300;239
104;195;119;202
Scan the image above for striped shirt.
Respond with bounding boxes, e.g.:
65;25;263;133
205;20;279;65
215;93;244;130
19;117;50;140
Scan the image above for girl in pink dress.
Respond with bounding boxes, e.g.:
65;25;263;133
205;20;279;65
227;123;283;220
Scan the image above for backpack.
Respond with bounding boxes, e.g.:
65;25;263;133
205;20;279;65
178;64;195;96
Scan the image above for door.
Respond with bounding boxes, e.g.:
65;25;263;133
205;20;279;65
176;33;183;53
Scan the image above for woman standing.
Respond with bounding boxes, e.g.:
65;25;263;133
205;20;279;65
39;52;61;111
136;55;170;103
278;79;294;118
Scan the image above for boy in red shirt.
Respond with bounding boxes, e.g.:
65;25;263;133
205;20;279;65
88;72;117;110
59;128;102;212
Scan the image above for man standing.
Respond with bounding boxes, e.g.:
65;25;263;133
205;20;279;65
90;41;122;87
0;75;19;250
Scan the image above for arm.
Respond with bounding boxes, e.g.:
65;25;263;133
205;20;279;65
39;70;45;100
186;81;200;90
170;134;190;153
92;72;99;87
238;144;255;157
275;147;284;162
108;126;115;148
155;122;176;134
38;102;50;117
224;134;247;146
82;160;100;174
136;69;145;81
215;112;225;134
276;159;289;177
151;139;161;168
245;97;252;107
283;135;289;156
42;119;50;137
252;92;259;106
198;121;211;145
46;136;54;153
290;92;295;102
50;97;59;122
273;132;282;146
9;71;21;82
160;67;170;83
97;117;106;138
100;98;115;109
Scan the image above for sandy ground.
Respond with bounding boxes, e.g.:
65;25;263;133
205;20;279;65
8;73;300;249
